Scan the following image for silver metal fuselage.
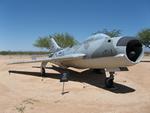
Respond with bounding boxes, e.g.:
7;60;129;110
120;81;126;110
52;34;144;69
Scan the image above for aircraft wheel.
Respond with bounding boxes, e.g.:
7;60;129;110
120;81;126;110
105;77;114;88
41;67;45;76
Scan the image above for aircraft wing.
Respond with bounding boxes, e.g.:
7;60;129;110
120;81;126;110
8;53;86;65
141;59;150;62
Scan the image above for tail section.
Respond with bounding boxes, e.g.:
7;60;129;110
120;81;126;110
49;38;61;53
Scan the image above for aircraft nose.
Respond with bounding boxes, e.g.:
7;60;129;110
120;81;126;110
116;36;144;62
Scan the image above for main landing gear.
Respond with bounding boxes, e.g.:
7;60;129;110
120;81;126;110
41;67;45;76
105;72;115;88
40;62;47;78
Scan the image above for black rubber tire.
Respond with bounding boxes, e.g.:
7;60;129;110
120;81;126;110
105;78;114;88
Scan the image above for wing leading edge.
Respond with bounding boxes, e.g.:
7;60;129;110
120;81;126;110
8;53;86;65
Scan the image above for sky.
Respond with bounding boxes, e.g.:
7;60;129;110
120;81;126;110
0;0;150;51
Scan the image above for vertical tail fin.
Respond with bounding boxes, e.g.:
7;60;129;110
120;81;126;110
49;38;61;53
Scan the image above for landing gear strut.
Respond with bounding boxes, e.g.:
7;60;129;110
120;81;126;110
105;72;115;88
41;67;45;76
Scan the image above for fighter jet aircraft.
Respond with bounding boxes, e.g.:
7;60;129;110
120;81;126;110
9;33;144;88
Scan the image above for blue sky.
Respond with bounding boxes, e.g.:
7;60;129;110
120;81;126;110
0;0;150;51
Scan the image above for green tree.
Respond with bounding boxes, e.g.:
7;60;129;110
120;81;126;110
33;33;78;49
93;29;121;38
33;37;50;49
137;28;150;47
52;33;78;48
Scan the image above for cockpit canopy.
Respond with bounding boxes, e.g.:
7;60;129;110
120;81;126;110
84;33;110;43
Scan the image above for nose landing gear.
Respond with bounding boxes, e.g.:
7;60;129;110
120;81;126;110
105;72;115;88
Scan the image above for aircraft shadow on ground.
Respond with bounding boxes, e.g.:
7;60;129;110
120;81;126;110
9;66;135;94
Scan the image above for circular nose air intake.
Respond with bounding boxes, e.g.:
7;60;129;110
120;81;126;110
126;40;143;62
